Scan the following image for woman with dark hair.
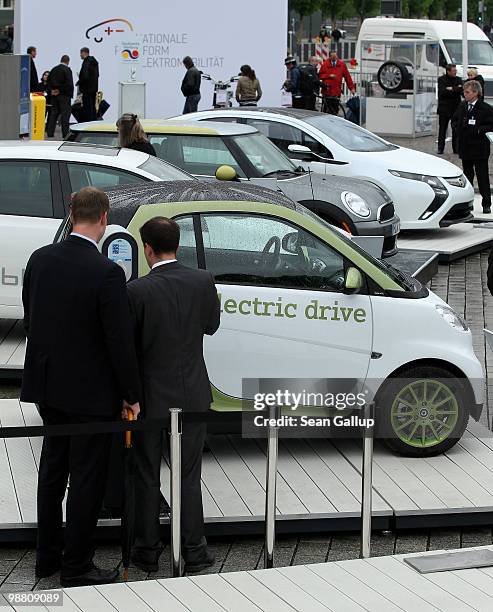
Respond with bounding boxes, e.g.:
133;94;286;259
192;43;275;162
116;113;156;156
235;64;262;106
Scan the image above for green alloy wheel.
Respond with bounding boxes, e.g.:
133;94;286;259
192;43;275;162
378;366;469;457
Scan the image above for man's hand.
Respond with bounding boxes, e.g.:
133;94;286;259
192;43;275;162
350;87;356;94
51;89;60;96
122;400;140;420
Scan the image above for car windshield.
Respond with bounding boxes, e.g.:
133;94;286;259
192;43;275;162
444;39;493;66
304;115;397;152
137;155;194;181
300;206;411;291
231;132;299;176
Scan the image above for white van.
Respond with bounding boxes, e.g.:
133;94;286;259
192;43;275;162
357;17;493;95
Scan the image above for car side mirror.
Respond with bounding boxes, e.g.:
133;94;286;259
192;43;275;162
281;231;299;254
215;165;238;181
288;143;313;157
344;267;363;293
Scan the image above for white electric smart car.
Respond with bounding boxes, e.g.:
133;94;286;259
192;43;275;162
0;141;193;319
171;108;475;230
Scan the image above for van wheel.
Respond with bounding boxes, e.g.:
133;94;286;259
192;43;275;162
377;366;469;457
377;61;412;93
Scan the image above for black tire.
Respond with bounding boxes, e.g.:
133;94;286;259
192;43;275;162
377;61;412;93
376;366;469;457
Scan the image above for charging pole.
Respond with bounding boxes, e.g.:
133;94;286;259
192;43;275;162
264;405;280;569
169;408;182;577
360;402;375;559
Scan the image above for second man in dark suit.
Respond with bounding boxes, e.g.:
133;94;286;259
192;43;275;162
46;55;73;138
437;64;462;154
453;79;493;213
127;216;220;573
21;186;141;587
78;47;99;121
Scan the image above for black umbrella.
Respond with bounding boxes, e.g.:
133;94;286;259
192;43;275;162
121;410;136;582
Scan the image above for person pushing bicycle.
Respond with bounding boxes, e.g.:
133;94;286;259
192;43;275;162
319;50;356;115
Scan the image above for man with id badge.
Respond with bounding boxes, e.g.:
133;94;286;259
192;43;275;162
453;80;493;213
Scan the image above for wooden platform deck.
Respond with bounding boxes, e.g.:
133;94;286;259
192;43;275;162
1;399;493;539
0;321;24;375
397;223;493;262
6;545;493;611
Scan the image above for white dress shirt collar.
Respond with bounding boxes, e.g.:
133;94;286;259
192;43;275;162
152;259;177;270
71;232;98;248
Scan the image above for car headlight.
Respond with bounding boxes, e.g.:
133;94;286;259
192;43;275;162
444;174;468;188
341;191;371;218
435;304;469;331
389;170;447;191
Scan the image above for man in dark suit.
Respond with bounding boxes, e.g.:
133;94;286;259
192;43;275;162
21;186;141;587
77;47;99;121
437;64;462;154
46;55;74;138
27;45;41;93
453;79;493;213
127;216;220;573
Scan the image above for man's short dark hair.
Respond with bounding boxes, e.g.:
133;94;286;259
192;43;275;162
71;187;109;224
80;47;90;54
140;217;180;254
27;46;36;55
60;54;70;64
446;63;456;72
183;56;194;69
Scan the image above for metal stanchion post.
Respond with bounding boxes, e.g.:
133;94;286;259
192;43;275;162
169;408;182;577
360;401;375;559
264;404;280;569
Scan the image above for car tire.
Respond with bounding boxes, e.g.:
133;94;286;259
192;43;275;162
377;61;412;93
319;211;356;235
376;366;469;457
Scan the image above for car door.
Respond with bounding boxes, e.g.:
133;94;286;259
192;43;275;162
198;212;373;400
243;117;333;175
0;160;64;318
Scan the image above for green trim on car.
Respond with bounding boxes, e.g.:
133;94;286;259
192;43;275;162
127;199;403;291
72;122;219;135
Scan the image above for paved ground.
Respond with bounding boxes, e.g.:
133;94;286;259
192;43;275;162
2;127;493;590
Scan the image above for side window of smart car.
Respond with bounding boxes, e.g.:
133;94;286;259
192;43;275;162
164;135;245;177
0;161;53;217
200;213;346;291
174;215;198;269
66;163;148;192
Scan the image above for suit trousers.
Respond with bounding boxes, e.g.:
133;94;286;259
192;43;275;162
183;94;201;114
82;92;97;121
46;95;72;138
438;114;457;153
462;158;491;209
36;405;114;577
133;418;207;560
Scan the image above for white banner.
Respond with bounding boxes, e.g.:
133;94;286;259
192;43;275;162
15;0;288;119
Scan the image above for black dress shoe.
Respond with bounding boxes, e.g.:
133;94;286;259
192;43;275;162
184;548;215;574
131;552;159;573
60;567;119;587
437;149;444;155
35;563;60;579
483;207;491;214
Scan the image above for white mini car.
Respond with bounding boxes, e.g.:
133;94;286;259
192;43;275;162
0;141;192;319
171;108;475;230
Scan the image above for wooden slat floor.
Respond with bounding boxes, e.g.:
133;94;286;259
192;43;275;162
0;321;24;371
2;399;493;535
397;224;493;260
5;545;493;611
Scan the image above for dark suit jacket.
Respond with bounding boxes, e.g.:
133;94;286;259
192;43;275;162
78;56;99;94
127;262;220;417
21;235;140;416
29;57;40;93
48;63;74;98
437;74;462;117
452;99;493;160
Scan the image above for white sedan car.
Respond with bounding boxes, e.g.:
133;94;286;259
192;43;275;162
0;141;192;319
171;108;475;230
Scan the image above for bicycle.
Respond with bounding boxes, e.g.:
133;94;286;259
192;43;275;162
319;95;346;118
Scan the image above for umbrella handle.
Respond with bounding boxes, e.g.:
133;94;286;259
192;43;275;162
125;408;134;448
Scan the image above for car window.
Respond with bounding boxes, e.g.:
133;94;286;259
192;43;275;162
72;132;118;146
159;134;245;177
137;155;194;181
244;118;303;155
201;213;346;291
0;161;53;217
231;133;297;175
198;117;242;123
67;163;148;191
175;215;198;268
304;115;397;152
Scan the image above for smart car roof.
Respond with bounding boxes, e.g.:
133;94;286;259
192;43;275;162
104;179;299;227
71;119;257;136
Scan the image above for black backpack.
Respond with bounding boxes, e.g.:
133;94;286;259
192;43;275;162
298;64;319;96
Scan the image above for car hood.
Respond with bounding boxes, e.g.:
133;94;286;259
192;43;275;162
307;171;390;210
359;145;463;177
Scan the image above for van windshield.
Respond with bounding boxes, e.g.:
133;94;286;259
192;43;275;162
444;39;493;66
304;115;398;152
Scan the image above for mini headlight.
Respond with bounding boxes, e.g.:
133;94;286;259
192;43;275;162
435;304;469;331
341;191;371;218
